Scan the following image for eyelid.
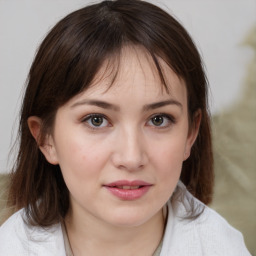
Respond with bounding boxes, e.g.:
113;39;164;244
81;113;106;122
81;113;111;129
146;113;176;128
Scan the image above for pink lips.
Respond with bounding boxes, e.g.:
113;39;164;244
104;180;152;200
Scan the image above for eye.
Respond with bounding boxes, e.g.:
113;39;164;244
151;116;164;126
82;114;110;128
147;114;175;128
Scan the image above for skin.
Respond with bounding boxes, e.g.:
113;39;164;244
28;46;200;256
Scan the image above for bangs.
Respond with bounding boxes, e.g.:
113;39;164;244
85;44;172;96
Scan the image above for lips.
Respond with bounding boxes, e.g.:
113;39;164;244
104;180;152;200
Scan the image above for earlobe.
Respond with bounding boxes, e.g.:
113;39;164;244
40;135;59;165
183;110;201;161
27;116;59;165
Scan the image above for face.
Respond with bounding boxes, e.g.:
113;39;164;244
32;46;199;228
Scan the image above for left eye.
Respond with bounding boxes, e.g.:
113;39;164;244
147;114;174;127
83;114;110;128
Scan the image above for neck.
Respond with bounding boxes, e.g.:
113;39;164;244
64;208;165;256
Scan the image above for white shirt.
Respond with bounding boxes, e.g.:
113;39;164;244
0;182;251;255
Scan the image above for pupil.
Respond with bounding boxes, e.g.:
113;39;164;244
152;116;163;126
92;116;103;126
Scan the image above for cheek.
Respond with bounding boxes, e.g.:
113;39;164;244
73;149;103;174
152;137;186;164
150;136;186;183
56;140;108;201
54;132;109;179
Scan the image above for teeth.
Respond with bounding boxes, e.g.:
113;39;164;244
130;186;140;189
116;186;140;189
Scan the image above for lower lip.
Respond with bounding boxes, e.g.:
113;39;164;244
104;186;151;200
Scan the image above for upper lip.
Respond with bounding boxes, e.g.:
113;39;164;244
104;180;152;187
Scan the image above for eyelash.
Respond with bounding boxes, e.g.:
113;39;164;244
81;113;176;130
146;113;176;129
82;114;111;130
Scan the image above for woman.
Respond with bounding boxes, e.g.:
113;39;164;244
0;0;250;255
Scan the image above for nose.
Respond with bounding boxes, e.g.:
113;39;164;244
111;127;148;171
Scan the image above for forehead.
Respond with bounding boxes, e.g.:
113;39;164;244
70;45;187;104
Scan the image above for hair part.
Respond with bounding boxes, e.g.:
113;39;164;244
8;0;213;226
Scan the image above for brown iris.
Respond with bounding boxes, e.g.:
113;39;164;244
151;116;164;126
91;116;104;126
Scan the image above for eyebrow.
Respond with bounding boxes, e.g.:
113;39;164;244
142;100;183;111
71;99;182;111
71;99;120;111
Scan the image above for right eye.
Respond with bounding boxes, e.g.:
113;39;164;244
82;114;110;129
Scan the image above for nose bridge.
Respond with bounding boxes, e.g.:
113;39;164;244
112;124;147;170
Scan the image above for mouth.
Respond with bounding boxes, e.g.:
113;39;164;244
108;185;144;190
103;180;152;200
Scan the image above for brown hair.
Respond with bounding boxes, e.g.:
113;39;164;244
8;0;213;226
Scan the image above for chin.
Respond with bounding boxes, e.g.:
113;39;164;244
104;207;161;228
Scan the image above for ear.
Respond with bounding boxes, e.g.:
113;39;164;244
27;116;59;165
183;110;201;161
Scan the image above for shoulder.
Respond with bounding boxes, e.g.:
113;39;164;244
161;182;251;256
0;209;66;255
0;209;27;253
194;205;250;255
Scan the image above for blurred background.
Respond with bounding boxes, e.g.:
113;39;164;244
0;0;255;254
